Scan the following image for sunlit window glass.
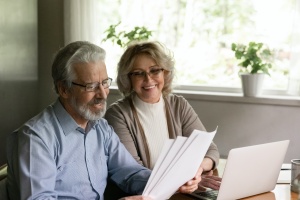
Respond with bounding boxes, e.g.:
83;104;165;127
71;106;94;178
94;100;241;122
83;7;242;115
95;0;297;92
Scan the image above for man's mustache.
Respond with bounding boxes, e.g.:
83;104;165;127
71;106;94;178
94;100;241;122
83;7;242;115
93;98;106;105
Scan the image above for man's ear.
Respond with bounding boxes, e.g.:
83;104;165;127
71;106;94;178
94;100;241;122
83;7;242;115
57;81;71;98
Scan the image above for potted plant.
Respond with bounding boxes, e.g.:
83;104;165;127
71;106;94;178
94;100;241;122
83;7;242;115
102;22;153;48
101;22;153;82
231;41;273;97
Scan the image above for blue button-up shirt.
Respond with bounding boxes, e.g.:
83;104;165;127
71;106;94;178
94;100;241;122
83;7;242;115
6;100;151;200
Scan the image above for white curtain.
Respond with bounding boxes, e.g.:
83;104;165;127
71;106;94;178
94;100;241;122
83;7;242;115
287;0;300;95
64;0;97;45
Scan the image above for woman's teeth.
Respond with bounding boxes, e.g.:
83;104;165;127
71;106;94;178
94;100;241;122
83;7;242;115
143;85;155;89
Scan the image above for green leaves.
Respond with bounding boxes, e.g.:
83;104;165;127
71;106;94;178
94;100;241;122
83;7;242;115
231;42;273;75
102;22;153;48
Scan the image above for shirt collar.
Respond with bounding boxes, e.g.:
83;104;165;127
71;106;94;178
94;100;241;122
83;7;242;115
53;99;82;136
53;99;98;135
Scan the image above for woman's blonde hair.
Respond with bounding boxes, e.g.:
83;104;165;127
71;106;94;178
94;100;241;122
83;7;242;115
117;41;175;97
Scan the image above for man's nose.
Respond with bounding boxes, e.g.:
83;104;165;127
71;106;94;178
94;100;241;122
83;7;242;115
95;85;108;98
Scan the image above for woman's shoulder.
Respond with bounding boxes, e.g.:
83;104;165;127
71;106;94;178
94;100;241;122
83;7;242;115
164;93;188;104
108;96;130;108
164;94;194;114
106;96;132;114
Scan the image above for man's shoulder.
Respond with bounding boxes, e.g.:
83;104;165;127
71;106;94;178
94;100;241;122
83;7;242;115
28;105;55;125
16;104;58;136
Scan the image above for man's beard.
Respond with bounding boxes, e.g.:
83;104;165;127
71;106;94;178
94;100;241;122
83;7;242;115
71;97;107;121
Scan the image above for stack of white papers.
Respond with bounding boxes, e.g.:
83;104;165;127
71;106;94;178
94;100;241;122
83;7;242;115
142;129;217;199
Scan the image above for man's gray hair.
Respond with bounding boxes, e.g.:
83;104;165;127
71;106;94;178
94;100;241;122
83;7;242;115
51;41;106;94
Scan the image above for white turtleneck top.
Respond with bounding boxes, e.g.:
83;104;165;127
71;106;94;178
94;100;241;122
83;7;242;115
132;94;169;169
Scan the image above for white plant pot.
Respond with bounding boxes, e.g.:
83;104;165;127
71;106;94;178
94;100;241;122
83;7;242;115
240;73;265;97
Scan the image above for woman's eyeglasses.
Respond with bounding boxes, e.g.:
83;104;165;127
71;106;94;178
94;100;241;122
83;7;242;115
128;68;164;79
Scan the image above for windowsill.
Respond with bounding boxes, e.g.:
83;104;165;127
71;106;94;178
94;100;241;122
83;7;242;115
174;90;300;107
109;86;300;107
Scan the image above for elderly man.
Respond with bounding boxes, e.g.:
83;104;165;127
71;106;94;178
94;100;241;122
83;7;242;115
6;41;200;200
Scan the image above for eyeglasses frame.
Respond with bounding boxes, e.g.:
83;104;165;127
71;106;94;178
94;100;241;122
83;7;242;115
128;68;164;79
71;77;113;91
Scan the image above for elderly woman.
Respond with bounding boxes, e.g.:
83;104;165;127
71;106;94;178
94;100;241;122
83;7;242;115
104;41;221;192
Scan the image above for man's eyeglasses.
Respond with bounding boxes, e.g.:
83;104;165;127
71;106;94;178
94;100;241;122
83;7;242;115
72;78;113;92
128;68;164;79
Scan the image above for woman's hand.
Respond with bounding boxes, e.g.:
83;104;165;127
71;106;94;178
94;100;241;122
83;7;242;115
177;166;203;193
198;170;222;191
198;158;222;190
200;157;214;171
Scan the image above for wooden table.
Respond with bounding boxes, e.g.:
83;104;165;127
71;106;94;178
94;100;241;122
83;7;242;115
169;159;299;200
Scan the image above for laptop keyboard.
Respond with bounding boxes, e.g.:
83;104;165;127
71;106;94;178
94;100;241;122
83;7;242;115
188;189;219;200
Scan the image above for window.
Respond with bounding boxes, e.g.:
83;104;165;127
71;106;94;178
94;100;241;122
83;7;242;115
94;0;298;95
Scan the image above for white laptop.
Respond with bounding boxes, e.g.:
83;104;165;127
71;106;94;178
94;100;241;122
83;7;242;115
189;140;290;200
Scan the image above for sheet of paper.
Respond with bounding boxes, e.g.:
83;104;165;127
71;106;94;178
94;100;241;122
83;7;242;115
150;130;201;188
143;137;187;195
143;139;175;195
150;130;216;199
143;129;217;200
143;139;174;194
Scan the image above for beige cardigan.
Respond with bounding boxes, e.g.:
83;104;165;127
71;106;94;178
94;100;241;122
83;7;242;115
105;94;219;169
